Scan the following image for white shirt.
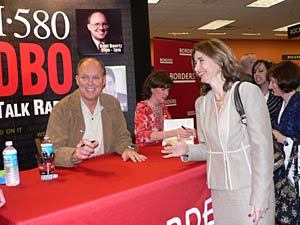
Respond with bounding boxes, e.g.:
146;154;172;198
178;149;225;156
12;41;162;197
264;91;270;102
91;36;102;50
80;98;104;157
91;36;109;53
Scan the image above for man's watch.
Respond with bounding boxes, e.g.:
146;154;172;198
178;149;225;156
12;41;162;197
127;143;138;151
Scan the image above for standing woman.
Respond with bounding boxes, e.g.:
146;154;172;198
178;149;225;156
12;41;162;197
268;61;300;224
135;70;193;146
252;60;282;127
162;39;274;225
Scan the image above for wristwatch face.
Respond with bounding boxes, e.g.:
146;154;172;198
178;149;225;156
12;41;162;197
128;144;138;151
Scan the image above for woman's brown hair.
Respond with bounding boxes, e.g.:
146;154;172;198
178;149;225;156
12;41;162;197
191;39;242;95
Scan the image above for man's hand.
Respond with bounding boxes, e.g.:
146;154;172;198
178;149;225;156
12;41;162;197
72;139;99;162
121;148;147;163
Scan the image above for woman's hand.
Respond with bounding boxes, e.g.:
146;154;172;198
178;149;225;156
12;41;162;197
272;129;286;144
248;205;268;225
175;127;195;138
161;137;188;158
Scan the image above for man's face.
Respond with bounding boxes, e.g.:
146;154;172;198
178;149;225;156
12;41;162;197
76;59;106;104
87;12;109;41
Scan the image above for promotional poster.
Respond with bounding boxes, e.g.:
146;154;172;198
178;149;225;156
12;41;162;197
0;2;135;170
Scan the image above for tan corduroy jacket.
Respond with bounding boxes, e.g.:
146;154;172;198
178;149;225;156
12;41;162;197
46;90;132;167
183;82;274;209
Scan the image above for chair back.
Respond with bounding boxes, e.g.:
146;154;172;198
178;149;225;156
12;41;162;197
35;138;42;155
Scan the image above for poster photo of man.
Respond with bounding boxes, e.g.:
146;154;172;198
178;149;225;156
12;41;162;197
103;65;128;111
76;9;123;55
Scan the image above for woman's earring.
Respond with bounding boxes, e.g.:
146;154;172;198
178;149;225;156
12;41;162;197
219;71;225;81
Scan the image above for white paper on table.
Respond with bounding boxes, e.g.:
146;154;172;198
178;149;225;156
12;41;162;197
162;118;194;146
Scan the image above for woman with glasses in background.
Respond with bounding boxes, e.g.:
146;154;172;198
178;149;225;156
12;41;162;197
268;61;300;225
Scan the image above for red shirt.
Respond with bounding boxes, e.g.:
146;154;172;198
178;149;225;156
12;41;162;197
134;100;171;146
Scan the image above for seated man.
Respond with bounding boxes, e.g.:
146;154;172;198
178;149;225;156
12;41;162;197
46;57;147;167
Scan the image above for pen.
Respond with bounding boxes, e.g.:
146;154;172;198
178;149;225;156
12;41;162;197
181;125;186;129
81;140;96;147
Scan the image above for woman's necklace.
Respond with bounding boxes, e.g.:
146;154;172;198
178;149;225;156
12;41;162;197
148;100;163;120
215;99;224;111
215;95;225;111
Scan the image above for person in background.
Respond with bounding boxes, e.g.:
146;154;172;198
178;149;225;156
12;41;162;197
240;53;257;83
134;70;194;146
252;60;282;127
162;39;274;225
103;67;128;111
268;60;300;224
46;57;147;167
0;189;5;207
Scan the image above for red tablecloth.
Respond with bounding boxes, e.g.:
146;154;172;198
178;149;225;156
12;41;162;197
0;145;213;225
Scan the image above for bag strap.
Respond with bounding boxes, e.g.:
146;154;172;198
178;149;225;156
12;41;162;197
292;140;299;194
285;147;295;173
234;81;247;126
284;141;299;181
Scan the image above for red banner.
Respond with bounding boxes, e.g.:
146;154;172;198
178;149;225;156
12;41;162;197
153;38;200;120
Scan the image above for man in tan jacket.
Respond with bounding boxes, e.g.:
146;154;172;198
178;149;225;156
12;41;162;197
46;57;147;167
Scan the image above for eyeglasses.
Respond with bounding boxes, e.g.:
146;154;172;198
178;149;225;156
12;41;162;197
79;75;102;84
89;23;109;30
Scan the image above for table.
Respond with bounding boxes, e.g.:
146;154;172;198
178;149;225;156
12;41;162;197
0;145;213;225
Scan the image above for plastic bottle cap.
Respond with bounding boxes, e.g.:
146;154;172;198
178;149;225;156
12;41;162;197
5;141;13;146
43;135;49;140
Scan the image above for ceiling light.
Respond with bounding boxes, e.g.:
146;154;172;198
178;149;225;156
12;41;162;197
197;20;235;30
246;0;285;8
274;33;288;37
273;22;300;32
148;0;160;3
242;33;261;36
168;32;189;36
206;32;226;36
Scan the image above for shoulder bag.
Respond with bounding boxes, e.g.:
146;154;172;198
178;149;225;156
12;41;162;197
234;81;285;172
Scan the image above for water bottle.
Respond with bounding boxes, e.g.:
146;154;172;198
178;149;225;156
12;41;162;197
3;141;20;186
41;135;54;157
